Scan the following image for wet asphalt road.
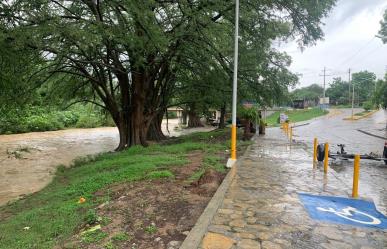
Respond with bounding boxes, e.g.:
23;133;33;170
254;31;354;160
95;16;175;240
292;108;387;214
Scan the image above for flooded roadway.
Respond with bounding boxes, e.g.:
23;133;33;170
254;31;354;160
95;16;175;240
0;119;214;206
293;108;387;214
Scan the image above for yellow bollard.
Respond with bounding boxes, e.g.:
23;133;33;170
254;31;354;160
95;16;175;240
324;143;329;174
231;125;237;160
289;126;293;142
352;155;360;198
313;138;318;164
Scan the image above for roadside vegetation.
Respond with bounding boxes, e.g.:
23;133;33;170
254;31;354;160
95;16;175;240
0;104;114;135
266;108;328;127
0;129;250;249
354;110;371;116
289;71;387;110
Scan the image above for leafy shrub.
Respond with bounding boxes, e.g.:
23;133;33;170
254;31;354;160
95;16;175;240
56;111;80;127
85;209;98;225
0;104;111;134
362;101;373;111
111;232;130;242
75;113;102;128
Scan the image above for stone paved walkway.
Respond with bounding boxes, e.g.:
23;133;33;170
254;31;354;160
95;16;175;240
199;128;387;249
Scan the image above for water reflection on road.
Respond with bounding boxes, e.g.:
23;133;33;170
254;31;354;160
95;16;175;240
0;119;214;206
292;108;387;214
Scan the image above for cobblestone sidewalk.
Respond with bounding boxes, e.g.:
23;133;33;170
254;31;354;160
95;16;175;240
198;129;387;249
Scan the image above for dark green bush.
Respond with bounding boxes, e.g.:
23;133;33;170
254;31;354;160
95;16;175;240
85;209;98;225
362;101;373;111
0;104;113;134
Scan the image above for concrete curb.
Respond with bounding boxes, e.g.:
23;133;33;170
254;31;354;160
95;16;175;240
179;139;255;249
343;109;378;120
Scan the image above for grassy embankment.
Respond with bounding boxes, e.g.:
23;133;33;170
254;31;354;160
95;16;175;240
266;108;328;127
0;129;249;249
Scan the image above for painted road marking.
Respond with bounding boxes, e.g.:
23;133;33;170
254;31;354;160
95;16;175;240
316;206;381;225
299;193;387;229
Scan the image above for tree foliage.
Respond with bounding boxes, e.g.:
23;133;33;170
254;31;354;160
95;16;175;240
0;0;337;149
373;75;387;108
290;84;323;101
326;78;350;105
351;71;376;104
379;9;387;44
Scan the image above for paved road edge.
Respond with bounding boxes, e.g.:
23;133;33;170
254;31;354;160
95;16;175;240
343;109;379;120
179;140;254;249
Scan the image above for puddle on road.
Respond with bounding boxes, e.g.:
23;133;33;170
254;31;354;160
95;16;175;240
0;120;215;206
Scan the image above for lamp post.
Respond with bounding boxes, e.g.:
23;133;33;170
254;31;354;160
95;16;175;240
227;0;239;168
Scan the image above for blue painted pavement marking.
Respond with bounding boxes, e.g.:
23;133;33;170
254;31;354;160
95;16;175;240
298;193;387;229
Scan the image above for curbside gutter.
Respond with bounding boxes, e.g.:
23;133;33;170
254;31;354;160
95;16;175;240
343;109;379;120
179;139;255;249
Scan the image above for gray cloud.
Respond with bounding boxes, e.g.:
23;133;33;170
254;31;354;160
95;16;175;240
286;0;387;88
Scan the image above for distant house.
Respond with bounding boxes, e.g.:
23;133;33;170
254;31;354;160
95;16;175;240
167;107;184;118
292;99;317;109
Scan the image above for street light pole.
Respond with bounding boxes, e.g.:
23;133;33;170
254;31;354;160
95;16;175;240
227;0;239;168
351;83;355;120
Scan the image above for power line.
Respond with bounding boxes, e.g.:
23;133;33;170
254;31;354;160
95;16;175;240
319;67;332;98
349;43;383;69
335;37;376;69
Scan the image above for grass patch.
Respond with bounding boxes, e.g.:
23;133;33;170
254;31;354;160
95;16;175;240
354;110;371;116
0;129;238;249
266;108;328;127
144;224;157;234
111;232;130;242
146;170;175;179
82;230;108;244
331;104;352;109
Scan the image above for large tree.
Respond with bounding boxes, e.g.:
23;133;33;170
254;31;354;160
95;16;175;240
290;84;324;102
351;71;376;104
378;9;387;43
326;77;350;105
373;74;387;109
0;0;336;150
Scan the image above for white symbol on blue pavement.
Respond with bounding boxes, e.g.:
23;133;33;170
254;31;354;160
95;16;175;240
316;206;381;225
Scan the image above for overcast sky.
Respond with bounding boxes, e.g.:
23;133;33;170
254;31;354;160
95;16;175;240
283;0;387;89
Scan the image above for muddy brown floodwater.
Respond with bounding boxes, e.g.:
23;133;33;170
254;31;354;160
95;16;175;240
0;119;214;206
0;127;118;206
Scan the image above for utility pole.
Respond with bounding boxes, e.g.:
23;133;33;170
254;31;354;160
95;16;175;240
319;67;331;108
227;0;239;168
322;67;327;98
348;68;351;105
351;82;355;119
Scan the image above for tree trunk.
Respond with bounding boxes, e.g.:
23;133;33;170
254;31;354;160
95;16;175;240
115;117;130;151
218;103;226;129
188;112;203;127
182;110;188;125
243;118;251;137
188;103;203;128
129;73;150;147
147;111;166;141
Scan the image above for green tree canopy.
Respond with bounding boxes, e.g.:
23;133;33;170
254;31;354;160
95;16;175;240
373;74;387;108
326;77;350;105
378;9;387;43
0;0;337;149
351;71;376;104
290;84;323;101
